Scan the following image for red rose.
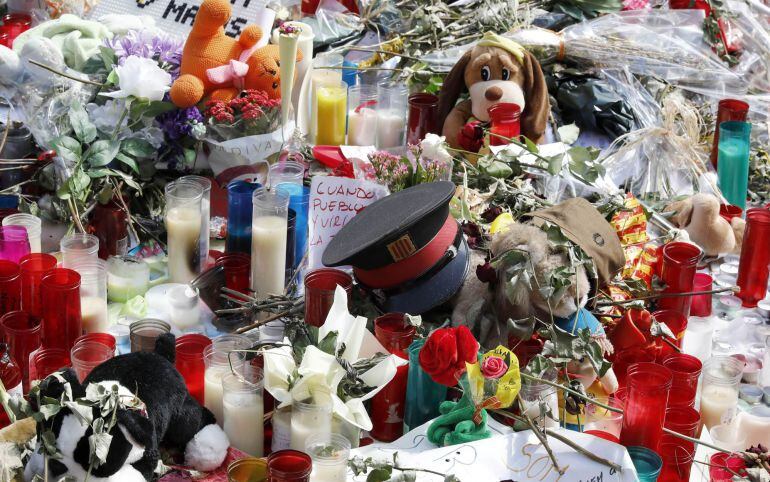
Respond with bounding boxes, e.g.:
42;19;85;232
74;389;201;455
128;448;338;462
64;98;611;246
419;326;479;386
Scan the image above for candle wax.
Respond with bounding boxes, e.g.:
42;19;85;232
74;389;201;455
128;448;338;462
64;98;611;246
376;111;406;149
701;384;739;430
717;139;750;210
251;215;288;299
204;367;227;426
315;86;347;146
166;207;201;283
223;392;264;457
347;108;377;146
81;295;109;333
291;409;331;451
310;70;342;143
310;461;347;482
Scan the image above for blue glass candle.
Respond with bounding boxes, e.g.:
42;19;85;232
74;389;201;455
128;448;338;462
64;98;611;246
404;338;448;432
628;446;663;482
717;121;751;210
226;181;261;254
276;184;310;269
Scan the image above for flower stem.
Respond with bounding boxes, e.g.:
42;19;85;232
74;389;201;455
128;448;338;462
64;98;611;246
27;59;106;87
596;286;738;307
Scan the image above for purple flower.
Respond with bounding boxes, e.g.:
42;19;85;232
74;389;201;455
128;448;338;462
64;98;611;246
159;106;204;140
106;29;184;79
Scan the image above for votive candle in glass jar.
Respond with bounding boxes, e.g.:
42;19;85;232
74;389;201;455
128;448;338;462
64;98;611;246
74;333;116;354
175;333;212;404
627;446;663;482
310;54;343;144
347;84;378;146
168;285;201;331
165;180;204;283
290;399;332;451
179;175;212;271
658;242;703;317
267;450;313;482
584;397;623;437
376;82;408;149
406;93;439;145
488;103;521;146
88;200;128;260
709;423;746;452
303;268;353;327
226;181;261;255
216;253;251;296
709;452;747;482
717;121;751;211
305;433;351;482
19;253;56;318
619;362;672;450
710;99;749;168
70;340;113;382
662;406;700;454
40;268;82;351
661;353;702;408
251;190;290;300
272;406;293;453
689;273;714;317
370;313;415;442
653;310;688;359
2;213;41;253
269;160;304;190
204;335;249;426
0;310;40;392
222;369;264;457
227;457;268;482
106;256;150;303
69;259;109;334
736;208;770;307
0;260;20;314
0;225;30;263
657;435;695;482
60;233;99;269
404;338;448;431
612;349;655;388
276;183;310;272
129;319;170;353
315;81;347;146
700;356;743;430
29;347;70;383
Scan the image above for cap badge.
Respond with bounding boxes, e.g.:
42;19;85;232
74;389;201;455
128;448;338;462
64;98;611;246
387;234;417;262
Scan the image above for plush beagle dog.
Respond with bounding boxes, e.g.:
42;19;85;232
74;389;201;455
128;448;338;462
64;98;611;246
437;32;550;150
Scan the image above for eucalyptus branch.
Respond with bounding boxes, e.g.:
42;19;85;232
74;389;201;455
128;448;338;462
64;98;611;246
342;46;423;62
544;427;623;473
27;60;106;87
596;286;738;307
517;395;565;475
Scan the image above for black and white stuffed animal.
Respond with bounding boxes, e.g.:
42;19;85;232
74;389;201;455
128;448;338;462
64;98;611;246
24;334;229;481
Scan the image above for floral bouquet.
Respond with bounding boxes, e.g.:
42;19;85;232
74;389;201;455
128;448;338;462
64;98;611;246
365;134;453;191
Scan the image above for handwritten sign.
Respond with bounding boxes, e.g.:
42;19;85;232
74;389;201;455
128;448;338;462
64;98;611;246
93;0;270;39
308;176;389;269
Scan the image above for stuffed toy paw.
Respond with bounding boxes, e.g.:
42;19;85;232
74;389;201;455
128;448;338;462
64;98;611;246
427;395;491;447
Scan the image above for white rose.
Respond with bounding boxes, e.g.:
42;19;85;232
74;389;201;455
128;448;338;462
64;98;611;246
102;55;171;102
420;133;452;164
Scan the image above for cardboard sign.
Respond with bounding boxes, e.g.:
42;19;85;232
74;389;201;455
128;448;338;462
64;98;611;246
93;0;270;39
308;176;388;269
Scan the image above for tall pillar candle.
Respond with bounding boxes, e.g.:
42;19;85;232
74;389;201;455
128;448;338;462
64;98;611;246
717;121;751;210
88;200;128;259
619;362;672;450
226;181;261;255
0;260;20;314
222;370;264;457
658;242;702;317
272;21;314;116
278;24;300;129
736;208;770;307
180;175;211;271
203;335;250;426
310;54;343;144
250;190;289;299
19;253;56;318
165;180;203;284
710;100;749;168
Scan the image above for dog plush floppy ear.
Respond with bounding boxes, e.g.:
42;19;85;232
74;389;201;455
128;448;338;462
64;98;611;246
520;51;549;144
437;50;472;142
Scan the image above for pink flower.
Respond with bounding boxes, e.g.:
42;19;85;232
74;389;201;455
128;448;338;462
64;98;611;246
481;356;508;379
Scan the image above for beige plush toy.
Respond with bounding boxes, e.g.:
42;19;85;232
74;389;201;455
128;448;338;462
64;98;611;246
665;193;745;256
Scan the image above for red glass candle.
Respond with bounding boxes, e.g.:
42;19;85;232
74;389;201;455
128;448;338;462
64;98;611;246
88;200;128;260
736;208;770;307
29;348;71;383
710;99;749;168
406;93;439;145
718;204;742;223
40;268;82;351
303;268;353;327
653;310;688;359
0;311;40;392
0;260;20;314
619;362;672;450
370;313;415;442
709;453;747;482
662;407;700;454
301;0;320;14
74;333;116;353
19;253;57;319
508;336;544;369
175;334;212;404
488;103;521;146
70;341;113;382
267;449;312;482
612;349;654;388
658;242;702;317
658;434;695;482
1;14;31;41
215;253;251;296
690;273;713;317
661;353;702;408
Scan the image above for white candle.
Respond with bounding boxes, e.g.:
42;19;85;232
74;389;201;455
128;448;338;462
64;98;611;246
250;215;287;298
376;111;406;148
291;401;332;451
700;384;739;430
223;391;264;457
347;107;378;146
311;461;347;482
737;411;770;449
272;406;292;453
168;285;201;331
166;206;202;283
306;433;351;482
204;367;227;425
81;295;109;333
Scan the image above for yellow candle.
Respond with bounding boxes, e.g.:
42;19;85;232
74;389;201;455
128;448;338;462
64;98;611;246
315;85;347;146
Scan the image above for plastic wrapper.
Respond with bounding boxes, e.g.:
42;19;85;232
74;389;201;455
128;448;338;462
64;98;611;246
300;0;365;49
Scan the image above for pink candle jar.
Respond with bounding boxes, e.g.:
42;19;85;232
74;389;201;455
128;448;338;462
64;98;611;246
619;362;673;450
303;268;352;327
661;353;702;408
658;242;703;317
175;333;212;404
0;225;30;263
488;103;521;146
736;208;770;307
709;453;747;482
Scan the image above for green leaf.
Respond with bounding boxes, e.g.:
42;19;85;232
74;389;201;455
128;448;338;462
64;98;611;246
86;140;121;167
115;152;139;173
89;431;113;467
366;467;393;482
318;331;339;356
143;100;176;118
105;69;118;86
68;101;97;144
38;404;61;420
121;138;155;158
99;45;116;70
523;136;539;154
54;136;82;163
546;154;564;175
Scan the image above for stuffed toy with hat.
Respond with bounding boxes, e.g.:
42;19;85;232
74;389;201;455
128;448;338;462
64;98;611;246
24;334;229;481
437;32;550;152
170;0;301;108
664;193;745;256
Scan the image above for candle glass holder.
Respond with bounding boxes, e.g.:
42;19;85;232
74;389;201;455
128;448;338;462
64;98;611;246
406;93;439;145
658;435;695;482
226;181;262;255
488;103;521;146
0;260;20;314
519;373;560;429
1;310;40;392
285;209;297;281
88;200;128;260
681;316;714;363
222;369;264;457
627;446;663;482
168;285;201;331
370;313;415;442
70;340;113;382
700;356;743;430
272;406;293;453
661;353;702;408
305;433;351;482
653;310;688;360
179;176;212;270
30;348;71;383
303;268;353;327
709;453;747;482
710;99;749;168
165;180;204;283
717;121;751;210
347;84;378;146
60;233;99;269
663;406;700;454
315;81;348;146
2;213;41;253
204;338;248;426
106;256;150;303
251;190;290;300
267;450;312;482
216;253;251;296
719;204;743;223
736;208;770;307
310;53;344;144
658;242;703;317
584;397;623;437
227;457;268;482
290;399;332;451
709;423;747;452
0;225;30;263
376;82;408;149
619;362;672;450
690;273;714;317
69;259;109;334
74;333;116;354
40;268;81;351
129;319;170;353
404;338;448;431
19;253;56;318
175;334;212;404
612;349;655;388
269;161;305;190
277;184;310;272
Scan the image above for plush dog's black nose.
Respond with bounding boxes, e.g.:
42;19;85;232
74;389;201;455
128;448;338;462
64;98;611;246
485;86;503;101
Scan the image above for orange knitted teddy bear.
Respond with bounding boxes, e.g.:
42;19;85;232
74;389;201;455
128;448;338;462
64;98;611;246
170;0;302;108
